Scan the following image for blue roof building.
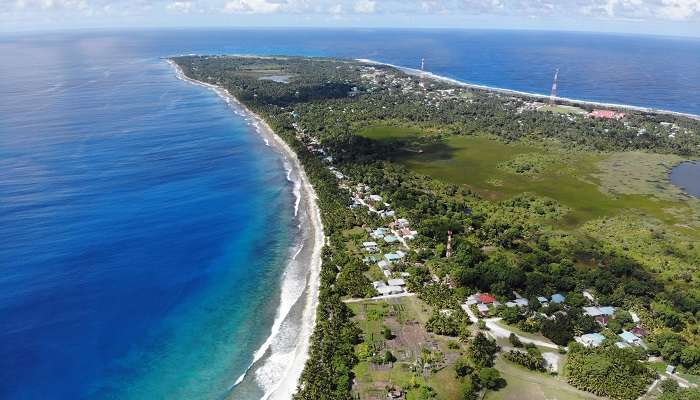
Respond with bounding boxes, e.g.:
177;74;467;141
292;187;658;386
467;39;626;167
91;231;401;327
383;235;399;243
619;331;642;345
384;253;401;262
598;306;616;316
551;293;566;304
577;333;605;347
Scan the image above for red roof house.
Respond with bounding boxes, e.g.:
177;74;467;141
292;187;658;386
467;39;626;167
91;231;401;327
630;326;649;337
478;293;496;304
590;109;626;120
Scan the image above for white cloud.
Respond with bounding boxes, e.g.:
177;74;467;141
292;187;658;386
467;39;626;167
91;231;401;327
167;0;194;12
353;0;375;13
328;3;342;14
223;0;284;13
2;0;700;26
658;0;700;20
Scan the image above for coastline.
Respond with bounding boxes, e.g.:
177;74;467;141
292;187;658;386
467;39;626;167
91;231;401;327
356;58;700;121
167;59;325;400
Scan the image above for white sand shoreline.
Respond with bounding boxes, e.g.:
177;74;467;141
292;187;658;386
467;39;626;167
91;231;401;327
167;59;325;400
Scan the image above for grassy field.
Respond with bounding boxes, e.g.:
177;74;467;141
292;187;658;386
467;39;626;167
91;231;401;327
349;296;468;400
358;125;698;229
402;135;691;227
485;357;602;400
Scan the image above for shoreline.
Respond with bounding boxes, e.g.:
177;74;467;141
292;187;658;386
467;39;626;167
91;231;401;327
356;58;700;121
167;59;325;400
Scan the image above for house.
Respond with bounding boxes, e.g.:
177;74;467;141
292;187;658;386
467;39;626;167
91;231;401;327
595;316;610;326
378;285;404;295
369;194;383;202
394;218;410;228
630;326;648;338
667;365;676;374
378;260;391;270
619;331;643;346
395;250;406;258
537;296;549;305
514;298;529;307
583;290;596;302
576;333;605;347
478;293;496;304
599;306;616;315
387;278;406;287
380;210;396;218
477;303;490;316
383;235;399;243
362;241;379;252
399;227;418;238
372;281;386;289
551;293;566;304
371;229;386;239
384;253;402;262
505;299;527;308
583;306;616;317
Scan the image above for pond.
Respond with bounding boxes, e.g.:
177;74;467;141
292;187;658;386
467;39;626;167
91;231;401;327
670;161;700;198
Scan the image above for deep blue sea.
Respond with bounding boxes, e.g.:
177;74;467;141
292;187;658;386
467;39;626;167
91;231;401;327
1;29;699;400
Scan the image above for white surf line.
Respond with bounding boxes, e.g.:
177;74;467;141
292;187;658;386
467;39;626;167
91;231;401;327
356;58;700;121
167;59;325;400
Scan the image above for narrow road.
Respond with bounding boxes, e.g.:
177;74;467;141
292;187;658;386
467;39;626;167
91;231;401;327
461;304;561;350
343;292;416;303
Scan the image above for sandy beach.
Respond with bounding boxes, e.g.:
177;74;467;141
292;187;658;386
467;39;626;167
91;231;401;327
168;59;325;400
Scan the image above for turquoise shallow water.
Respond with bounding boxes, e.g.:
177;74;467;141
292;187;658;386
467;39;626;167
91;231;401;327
0;34;296;400
1;29;699;400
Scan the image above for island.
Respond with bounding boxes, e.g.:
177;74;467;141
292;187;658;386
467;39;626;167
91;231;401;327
171;55;700;400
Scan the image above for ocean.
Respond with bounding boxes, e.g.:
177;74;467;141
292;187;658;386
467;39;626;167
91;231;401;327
1;28;699;400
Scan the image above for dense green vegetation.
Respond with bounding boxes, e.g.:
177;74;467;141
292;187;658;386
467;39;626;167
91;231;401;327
173;55;700;400
565;343;656;400
503;347;547;372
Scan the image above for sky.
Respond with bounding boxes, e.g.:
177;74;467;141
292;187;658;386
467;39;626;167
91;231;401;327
2;0;700;37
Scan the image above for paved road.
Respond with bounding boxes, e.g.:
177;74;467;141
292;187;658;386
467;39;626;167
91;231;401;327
461;303;561;350
343;292;416;303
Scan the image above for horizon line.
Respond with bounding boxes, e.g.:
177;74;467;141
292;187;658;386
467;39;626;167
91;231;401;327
2;25;700;41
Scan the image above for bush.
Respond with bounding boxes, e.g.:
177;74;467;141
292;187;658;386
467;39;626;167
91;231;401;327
503;349;546;372
454;357;473;377
468;332;500;367
661;379;680;394
426;311;466;336
509;333;523;348
382;326;394;340
478;367;505;390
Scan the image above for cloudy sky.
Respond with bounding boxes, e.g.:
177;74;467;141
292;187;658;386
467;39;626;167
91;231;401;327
2;0;700;37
